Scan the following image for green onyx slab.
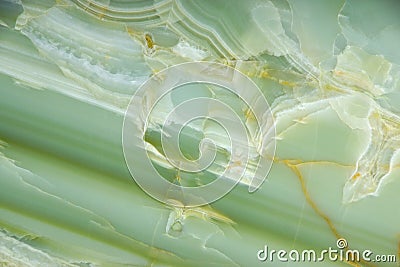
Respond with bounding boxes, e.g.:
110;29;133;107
0;0;399;266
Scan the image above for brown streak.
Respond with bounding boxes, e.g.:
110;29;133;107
284;160;375;267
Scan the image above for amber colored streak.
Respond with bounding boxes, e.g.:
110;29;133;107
284;160;375;267
145;34;154;49
351;172;361;181
284;160;341;239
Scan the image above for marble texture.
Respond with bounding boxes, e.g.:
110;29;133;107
0;0;399;266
